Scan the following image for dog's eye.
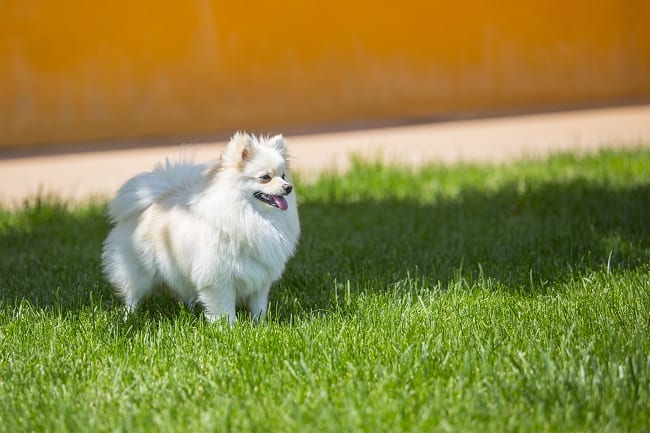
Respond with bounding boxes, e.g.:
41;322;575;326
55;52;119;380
282;173;286;180
260;174;272;182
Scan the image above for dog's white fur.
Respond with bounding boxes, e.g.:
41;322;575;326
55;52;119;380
102;132;300;324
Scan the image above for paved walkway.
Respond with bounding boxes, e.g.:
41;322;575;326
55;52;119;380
1;104;649;206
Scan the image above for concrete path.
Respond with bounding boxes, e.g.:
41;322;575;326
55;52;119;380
1;104;649;206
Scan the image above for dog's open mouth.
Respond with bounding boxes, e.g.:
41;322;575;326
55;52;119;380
254;192;288;210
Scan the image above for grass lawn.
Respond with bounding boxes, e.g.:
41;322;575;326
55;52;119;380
1;149;649;432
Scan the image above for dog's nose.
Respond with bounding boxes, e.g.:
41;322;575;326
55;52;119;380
283;183;293;194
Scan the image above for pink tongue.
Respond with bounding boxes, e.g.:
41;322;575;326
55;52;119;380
273;195;288;211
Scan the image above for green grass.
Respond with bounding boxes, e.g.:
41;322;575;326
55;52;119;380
1;149;649;432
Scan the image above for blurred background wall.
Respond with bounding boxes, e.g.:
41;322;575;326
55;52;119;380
1;1;649;148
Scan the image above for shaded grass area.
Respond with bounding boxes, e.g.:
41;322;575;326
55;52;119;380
1;149;649;432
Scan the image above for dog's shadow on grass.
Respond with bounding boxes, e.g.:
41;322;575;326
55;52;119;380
1;179;648;317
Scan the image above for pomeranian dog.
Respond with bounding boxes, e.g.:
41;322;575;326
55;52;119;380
102;132;300;325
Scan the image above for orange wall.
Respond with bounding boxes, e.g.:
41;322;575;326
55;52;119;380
1;1;649;147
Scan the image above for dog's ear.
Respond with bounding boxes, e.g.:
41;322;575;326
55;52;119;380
267;134;287;158
223;132;255;167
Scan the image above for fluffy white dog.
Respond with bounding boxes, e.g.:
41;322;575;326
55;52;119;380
102;132;300;324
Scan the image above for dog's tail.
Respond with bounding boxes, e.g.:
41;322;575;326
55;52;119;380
107;158;206;223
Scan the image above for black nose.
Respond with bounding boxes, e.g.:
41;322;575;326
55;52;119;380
283;183;293;194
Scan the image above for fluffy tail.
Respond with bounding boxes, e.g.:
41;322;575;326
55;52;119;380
107;158;207;223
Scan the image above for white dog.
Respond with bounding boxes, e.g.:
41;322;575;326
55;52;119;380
102;132;300;324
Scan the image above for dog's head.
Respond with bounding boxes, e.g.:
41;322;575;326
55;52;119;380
218;132;294;211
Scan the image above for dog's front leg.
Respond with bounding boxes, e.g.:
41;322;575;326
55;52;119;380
246;286;270;322
198;284;237;326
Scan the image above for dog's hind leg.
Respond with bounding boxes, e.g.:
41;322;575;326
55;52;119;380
103;230;157;315
105;250;155;316
119;270;156;317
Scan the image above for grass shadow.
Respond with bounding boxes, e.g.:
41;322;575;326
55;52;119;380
1;165;649;317
0;198;114;311
276;178;650;315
